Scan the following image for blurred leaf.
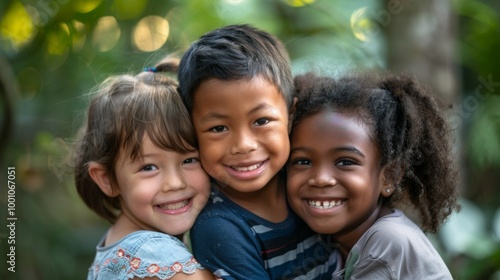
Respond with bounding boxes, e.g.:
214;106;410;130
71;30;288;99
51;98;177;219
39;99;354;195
468;95;500;168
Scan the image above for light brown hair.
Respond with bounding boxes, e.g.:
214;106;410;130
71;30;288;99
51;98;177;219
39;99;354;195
72;59;196;223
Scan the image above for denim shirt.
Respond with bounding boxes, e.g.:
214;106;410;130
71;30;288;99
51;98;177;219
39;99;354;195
88;230;205;280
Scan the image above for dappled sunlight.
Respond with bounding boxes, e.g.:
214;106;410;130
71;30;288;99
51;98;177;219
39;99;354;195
0;1;36;53
92;16;121;52
132;15;169;52
2;0;500;278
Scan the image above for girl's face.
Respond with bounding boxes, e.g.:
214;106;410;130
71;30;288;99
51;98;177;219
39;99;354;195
114;134;211;236
287;110;389;247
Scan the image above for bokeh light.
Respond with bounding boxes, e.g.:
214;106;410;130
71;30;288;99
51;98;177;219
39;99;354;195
71;20;87;52
132;15;169;52
283;0;315;8
73;0;102;13
0;1;36;52
92;16;121;52
350;7;376;42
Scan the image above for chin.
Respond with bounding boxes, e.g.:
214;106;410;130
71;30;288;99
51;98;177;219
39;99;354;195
304;221;336;235
163;222;193;236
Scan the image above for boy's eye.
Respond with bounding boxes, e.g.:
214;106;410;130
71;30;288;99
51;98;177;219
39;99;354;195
141;164;158;172
183;157;199;165
254;118;270;126
210;126;228;133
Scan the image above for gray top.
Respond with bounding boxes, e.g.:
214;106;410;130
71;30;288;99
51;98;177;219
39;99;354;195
332;209;453;280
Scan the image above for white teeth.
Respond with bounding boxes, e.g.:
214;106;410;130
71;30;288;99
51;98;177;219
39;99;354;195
308;200;343;209
159;200;188;210
233;162;261;172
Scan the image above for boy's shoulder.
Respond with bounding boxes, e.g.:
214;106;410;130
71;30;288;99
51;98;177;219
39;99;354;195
193;189;308;237
195;190;261;229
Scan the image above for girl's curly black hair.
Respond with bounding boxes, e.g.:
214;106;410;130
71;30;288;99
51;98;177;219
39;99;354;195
292;71;460;232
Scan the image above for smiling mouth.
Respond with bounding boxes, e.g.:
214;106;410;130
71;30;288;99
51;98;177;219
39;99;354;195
230;161;263;172
157;200;189;210
308;200;345;209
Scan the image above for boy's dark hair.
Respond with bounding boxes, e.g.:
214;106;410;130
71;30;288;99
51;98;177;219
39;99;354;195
72;58;196;223
293;71;460;233
178;24;293;111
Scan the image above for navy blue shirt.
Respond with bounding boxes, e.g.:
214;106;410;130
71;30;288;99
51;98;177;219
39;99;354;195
190;188;341;280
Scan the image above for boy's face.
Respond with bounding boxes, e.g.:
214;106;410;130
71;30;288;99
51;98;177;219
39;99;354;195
192;76;290;194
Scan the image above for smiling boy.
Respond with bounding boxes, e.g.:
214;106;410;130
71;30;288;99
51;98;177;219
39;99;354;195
178;24;340;280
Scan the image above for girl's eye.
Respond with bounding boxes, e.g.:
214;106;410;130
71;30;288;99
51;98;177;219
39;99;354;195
292;159;311;166
254;118;270;126
337;159;356;166
141;164;158;172
210;126;227;133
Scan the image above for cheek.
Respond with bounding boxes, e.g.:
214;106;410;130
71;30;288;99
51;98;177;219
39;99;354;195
188;168;210;185
286;171;304;193
263;129;290;157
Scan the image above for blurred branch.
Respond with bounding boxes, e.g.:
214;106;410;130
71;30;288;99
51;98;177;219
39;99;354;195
0;54;17;161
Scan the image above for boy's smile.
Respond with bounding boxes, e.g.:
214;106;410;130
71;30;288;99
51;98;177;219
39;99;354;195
192;75;291;195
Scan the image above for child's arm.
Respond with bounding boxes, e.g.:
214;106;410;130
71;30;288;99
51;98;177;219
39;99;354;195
190;214;271;280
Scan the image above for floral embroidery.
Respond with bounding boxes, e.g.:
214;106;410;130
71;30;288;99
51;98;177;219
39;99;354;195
147;264;160;274
117;249;125;258
130;258;141;269
171;262;182;272
90;234;206;279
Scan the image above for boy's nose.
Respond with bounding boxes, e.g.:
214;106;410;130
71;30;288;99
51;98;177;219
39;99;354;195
230;129;258;155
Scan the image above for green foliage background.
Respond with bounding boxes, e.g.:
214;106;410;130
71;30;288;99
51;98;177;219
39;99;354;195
0;0;499;279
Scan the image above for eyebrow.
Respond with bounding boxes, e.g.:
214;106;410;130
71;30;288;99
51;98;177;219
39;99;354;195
290;146;366;158
199;103;276;124
129;152;160;162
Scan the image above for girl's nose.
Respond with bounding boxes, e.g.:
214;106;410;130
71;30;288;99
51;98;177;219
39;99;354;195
163;169;186;191
307;166;337;188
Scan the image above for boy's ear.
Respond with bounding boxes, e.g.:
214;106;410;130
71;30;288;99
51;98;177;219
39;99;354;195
288;97;298;133
88;162;119;197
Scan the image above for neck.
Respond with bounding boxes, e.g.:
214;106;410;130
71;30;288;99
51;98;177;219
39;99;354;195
334;203;391;261
218;175;288;223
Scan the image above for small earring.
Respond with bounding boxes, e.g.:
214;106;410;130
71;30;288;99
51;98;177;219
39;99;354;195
385;188;391;193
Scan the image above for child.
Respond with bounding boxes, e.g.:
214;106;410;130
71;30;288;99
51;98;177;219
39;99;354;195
287;71;460;279
177;24;340;279
73;58;216;279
